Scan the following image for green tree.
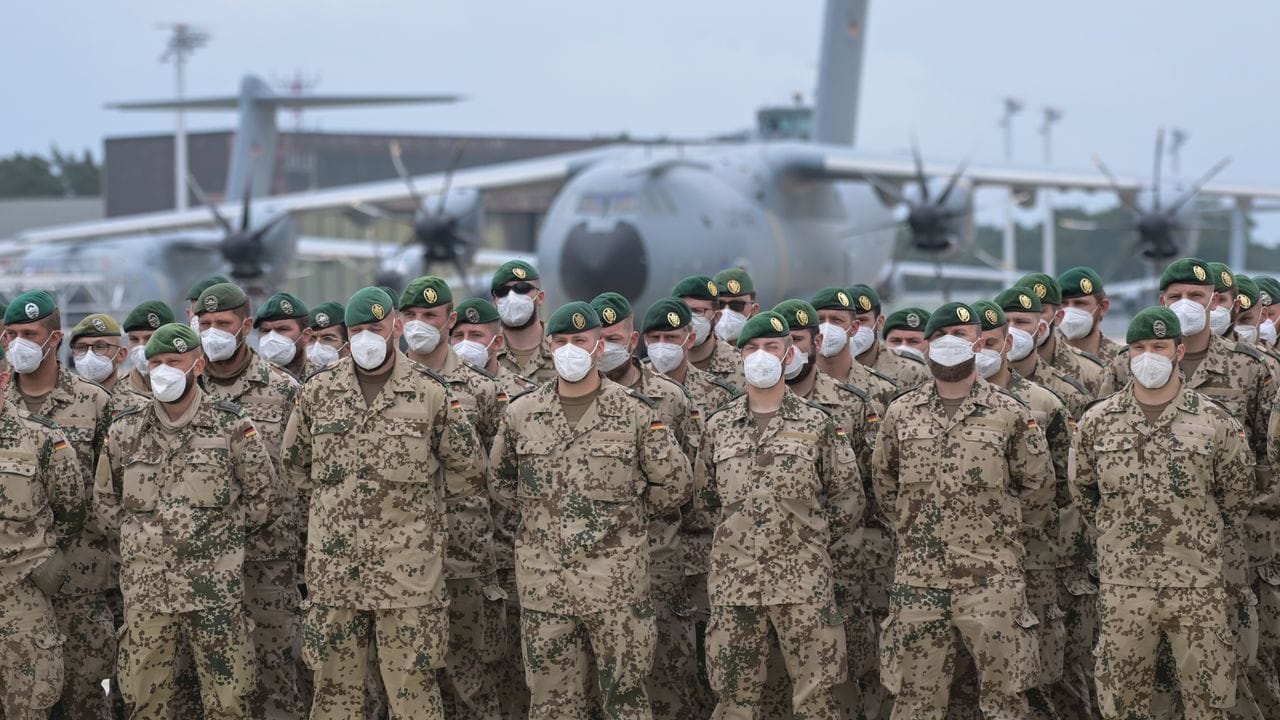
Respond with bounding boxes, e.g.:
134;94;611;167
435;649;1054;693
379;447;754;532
52;147;100;196
0;153;62;197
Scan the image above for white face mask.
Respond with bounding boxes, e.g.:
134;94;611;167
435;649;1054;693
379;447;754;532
1130;351;1175;389
305;342;342;369
188;316;201;333
149;363;192;403
783;346;809;380
1007;326;1036;361
258;331;297;366
927;334;976;368
848;325;875;357
817;322;848;358
200;326;240;362
402;320;442;355
1209;306;1232;336
128;345;150;376
350;330;389;370
646;342;686;374
1237;324;1259;344
690;315;712;345
893;346;926;362
74;350;116;383
1035;318;1053;346
715;309;748;342
7;337;50;375
1058;307;1095;340
496;292;536;327
1261;319;1278;346
597;341;632;373
452;338;494;369
1168;298;1207;336
975;348;1003;379
552;341;598;382
743;349;784;389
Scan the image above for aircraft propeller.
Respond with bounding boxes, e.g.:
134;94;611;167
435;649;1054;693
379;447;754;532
856;137;973;253
187;172;287;282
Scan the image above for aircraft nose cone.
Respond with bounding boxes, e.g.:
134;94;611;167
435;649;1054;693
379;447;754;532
560;221;648;300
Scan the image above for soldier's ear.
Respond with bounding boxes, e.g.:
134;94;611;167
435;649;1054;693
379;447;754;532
680;331;695;351
627;331;640;353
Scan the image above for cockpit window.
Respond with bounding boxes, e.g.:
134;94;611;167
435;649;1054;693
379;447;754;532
576;192;638;217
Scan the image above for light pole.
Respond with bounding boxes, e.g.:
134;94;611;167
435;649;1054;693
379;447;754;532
999;97;1024;286
1039;106;1063;275
159;23;209;211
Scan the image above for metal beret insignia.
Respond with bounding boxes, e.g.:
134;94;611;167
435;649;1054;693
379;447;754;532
316;312;330;326
706;281;719;297
1262;291;1273;306
956;306;971;322
1019;294;1032;309
281;299;295;315
858;295;872;311
1033;283;1048;299
1221;271;1233;288
572;312;587;330
1080;278;1093;294
796;309;809;326
1192;264;1207;282
770;317;784;332
1153;319;1167;338
204;296;218;312
464;308;480;323
512;266;527;280
726;279;742;294
371;303;386;320
984;309;998;325
173;337;189;353
1240;295;1253;310
601;307;617;325
92;318;107;332
424;288;438;304
837;291;850;307
906;313;920;328
147;312;161;328
667;312;681;328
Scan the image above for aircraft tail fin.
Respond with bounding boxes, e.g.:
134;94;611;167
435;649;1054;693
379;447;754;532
812;0;870;147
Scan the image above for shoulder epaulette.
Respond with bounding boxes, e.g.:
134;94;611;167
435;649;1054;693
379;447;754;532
109;404;143;422
887;384;919;406
799;397;836;419
1115;345;1130;357
651;371;693;400
627;388;658;409
213;399;244;416
867;366;897;386
704;397;742;422
896;351;926;366
990;384;1029;407
24;411;58;428
834;382;870;402
707;374;743;398
1075;349;1105;367
413;363;450;387
1048;369;1090;397
464;363;497;381
1233;341;1263;361
302;361;339;383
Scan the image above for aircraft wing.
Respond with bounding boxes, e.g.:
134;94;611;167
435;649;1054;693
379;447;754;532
14;145;624;246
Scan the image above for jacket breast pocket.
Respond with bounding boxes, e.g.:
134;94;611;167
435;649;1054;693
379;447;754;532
122;456;162;513
768;439;820;499
181;450;231;508
582;442;639;502
0;458;40;521
516;439;554;499
1166;433;1213;497
958;426;1005;486
710;441;754;505
897;424;939;479
383;420;432;481
1094;434;1138;496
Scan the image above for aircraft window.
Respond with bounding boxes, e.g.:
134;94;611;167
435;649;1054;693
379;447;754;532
576;192;639;216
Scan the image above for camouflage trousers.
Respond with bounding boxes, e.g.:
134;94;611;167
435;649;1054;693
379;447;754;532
245;561;305;720
1049;567;1102;720
49;591;115;720
301;602;447;720
118;603;256;720
0;580;65;720
495;568;529;720
646;572;696;720
1248;563;1280;718
880;581;1040;720
1095;583;1236;719
706;602;847;720
439;575;508;720
521;601;657;720
858;554;896;720
686;572;716;718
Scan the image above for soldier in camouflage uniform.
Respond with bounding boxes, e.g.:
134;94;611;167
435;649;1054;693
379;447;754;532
255;292;312;382
881;306;931;363
120;301;176;399
810;287;898;410
774;299;885;720
999;288;1095;418
0;370;84;720
1071;306;1253;719
847;284;931;389
1017;273;1108;397
400;276;508;720
490;301;692;720
872;302;1054;719
591;292;700;720
1254;277;1280;358
4;290;114;720
183;276;230;328
301;301;347;377
68;315;127;394
711;268;761;346
194;282;305;720
692;311;861;720
94;323;280;720
1057;267;1123;365
491;260;559;384
637;296;738;718
673;275;746;391
283;287;485;720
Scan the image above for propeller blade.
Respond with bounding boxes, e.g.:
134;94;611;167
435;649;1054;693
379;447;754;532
840;218;904;240
910;135;930;203
862;173;905;205
239;178;253;233
436;141;469;216
452;257;470;295
1167;156;1232;215
389;141;423;207
1152;127;1165;211
933;256;950;302
348;202;417;229
250;213;289;242
1090;153;1145;216
185;172;234;235
935;157;971;206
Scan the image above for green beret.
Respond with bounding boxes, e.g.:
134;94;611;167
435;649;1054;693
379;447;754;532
1159;257;1213;290
714;268;755;297
1207;262;1236;293
847;284;881;313
454;298;499;325
378;286;400;311
995;286;1043;314
642;298;693;334
4;290;56;325
1255;276;1280;307
345;287;396;327
970;300;1007;331
144;323;201;359
1235;275;1260;311
309;301;345;330
254;292;309;323
196;283;248;315
1058;266;1104;299
1015;273;1062;305
882;307;930;338
1126;306;1181;344
399;276;453;310
490;260;540;293
671;275;720;302
589;292;632;327
185;275;230;302
546;301;601;336
809;286;856;311
70;313;121;343
736;311;790;349
771;299;819;330
924;302;979;338
123;301;175;332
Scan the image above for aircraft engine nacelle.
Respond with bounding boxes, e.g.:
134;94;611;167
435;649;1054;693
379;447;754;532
902;177;974;255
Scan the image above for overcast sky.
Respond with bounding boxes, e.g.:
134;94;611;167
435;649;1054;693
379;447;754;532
2;0;1277;201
